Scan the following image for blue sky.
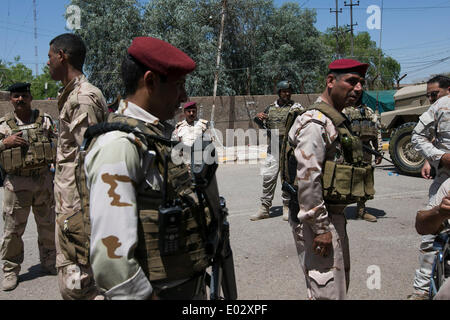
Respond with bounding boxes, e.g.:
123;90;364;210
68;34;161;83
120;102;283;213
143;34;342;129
1;0;449;85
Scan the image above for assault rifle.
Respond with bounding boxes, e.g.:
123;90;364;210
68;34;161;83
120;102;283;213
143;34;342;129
190;138;238;300
362;144;394;164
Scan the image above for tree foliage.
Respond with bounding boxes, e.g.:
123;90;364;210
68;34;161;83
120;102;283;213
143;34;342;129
0;56;33;89
0;57;60;99
68;0;143;100
66;0;401;100
321;27;401;90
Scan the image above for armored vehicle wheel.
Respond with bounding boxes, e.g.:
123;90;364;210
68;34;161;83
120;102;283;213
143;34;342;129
388;122;424;176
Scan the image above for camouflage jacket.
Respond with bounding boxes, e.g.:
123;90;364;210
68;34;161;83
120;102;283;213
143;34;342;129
412;95;450;177
287;103;346;235
86;100;173;299
54;74;107;215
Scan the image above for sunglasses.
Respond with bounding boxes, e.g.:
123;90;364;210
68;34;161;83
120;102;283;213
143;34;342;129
426;91;439;98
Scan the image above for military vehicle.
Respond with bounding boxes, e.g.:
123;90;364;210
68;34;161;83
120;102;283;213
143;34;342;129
380;83;430;176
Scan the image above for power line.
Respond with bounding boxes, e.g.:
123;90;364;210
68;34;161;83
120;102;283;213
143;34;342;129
33;0;39;76
329;0;342;55
344;0;359;57
302;5;450;10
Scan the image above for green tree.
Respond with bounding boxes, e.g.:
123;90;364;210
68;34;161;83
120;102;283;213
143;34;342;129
0;56;33;90
68;0;143;101
31;66;61;100
142;0;326;95
143;0;220;96
254;3;327;94
321;28;401;90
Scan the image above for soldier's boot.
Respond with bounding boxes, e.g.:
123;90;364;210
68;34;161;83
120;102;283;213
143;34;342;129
250;205;270;221
2;273;18;291
406;291;429;300
282;205;289;221
358;207;377;222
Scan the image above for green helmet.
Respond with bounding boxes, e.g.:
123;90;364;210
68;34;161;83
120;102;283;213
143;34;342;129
277;80;293;94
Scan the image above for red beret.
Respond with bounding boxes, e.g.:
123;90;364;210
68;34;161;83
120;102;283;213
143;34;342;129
128;37;196;79
183;101;197;109
328;59;369;77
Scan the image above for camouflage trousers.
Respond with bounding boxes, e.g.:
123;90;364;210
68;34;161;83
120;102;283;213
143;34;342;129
0;171;56;275
412;175;446;294
55;216;100;300
291;205;350;300
260;155;290;208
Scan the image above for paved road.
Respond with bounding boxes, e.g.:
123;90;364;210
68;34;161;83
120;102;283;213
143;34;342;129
0;157;432;300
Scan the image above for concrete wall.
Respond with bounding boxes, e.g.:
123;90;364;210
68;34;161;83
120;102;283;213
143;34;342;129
173;93;320;134
0;93;321;132
0;91;9;101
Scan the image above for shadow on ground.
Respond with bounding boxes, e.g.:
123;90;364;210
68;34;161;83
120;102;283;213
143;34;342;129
18;264;50;283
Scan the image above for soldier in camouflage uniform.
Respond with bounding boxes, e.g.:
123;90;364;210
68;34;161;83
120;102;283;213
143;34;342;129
83;37;211;299
342;103;383;222
47;33;107;300
283;59;372;299
251;81;304;221
172;101;212;146
409;75;450;300
0;83;57;291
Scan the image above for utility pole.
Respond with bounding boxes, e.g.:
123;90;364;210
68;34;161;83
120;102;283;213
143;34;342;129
344;0;359;57
33;0;39;76
329;0;342;56
210;0;226;145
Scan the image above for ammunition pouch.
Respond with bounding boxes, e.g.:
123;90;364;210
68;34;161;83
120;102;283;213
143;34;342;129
56;210;90;265
322;161;375;204
0;111;56;175
136;202;211;282
348;107;378;140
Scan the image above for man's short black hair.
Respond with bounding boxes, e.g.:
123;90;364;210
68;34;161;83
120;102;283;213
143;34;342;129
121;54;167;97
427;75;450;89
49;33;86;72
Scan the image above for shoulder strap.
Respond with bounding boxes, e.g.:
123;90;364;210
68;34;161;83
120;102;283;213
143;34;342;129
81;113;173;152
34;109;44;126
308;102;347;128
5;112;17;130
